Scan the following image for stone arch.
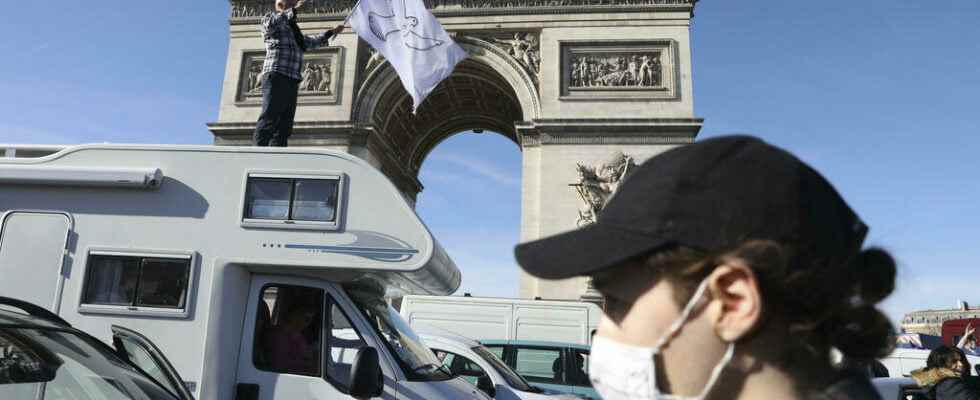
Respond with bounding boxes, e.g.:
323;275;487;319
351;37;540;197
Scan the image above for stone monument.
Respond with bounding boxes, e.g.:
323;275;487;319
210;0;703;302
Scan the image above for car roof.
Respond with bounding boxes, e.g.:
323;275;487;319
418;331;481;348
479;339;591;350
0;308;69;329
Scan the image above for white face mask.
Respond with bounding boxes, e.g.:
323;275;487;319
589;280;735;400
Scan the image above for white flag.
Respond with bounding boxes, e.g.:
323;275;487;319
349;0;468;113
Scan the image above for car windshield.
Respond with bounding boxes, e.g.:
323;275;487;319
350;295;452;382
472;345;535;392
0;327;178;400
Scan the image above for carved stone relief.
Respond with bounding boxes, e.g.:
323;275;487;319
237;49;342;104
561;40;678;100
480;32;541;78
569;151;638;227
570;52;661;88
230;0;696;18
299;59;333;94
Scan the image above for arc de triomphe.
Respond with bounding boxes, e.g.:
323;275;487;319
209;0;702;302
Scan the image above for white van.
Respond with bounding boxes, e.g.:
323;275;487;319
399;296;601;345
0;144;489;400
879;348;980;378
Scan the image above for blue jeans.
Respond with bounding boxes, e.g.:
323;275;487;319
253;72;300;147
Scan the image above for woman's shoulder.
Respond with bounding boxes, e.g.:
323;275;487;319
912;367;961;388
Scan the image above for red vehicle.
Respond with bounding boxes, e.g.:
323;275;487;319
941;318;980;346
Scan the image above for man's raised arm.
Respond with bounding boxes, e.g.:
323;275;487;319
305;24;345;50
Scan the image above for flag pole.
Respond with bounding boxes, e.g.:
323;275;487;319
343;0;363;25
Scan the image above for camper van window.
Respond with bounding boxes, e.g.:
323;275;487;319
244;176;339;224
253;285;325;378
245;179;291;219
81;254;191;311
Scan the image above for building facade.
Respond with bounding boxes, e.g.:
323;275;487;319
901;303;980;336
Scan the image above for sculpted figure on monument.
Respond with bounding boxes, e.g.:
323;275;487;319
299;62;332;93
318;65;332;92
364;48;386;73
570;151;637;226
492;33;540;75
247;63;263;93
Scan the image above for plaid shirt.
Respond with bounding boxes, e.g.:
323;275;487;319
260;9;334;81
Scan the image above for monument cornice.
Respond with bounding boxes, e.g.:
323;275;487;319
516;118;701;147
229;0;696;23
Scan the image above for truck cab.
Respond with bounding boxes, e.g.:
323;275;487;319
0;144;487;400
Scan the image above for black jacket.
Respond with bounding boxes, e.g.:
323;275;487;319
812;372;884;400
912;367;980;400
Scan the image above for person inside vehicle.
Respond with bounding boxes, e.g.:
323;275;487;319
515;136;896;399
266;302;318;374
566;353;590;386
912;345;980;400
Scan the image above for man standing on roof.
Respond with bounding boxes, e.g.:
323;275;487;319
253;0;344;147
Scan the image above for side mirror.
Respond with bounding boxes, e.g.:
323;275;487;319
349;347;383;399
476;375;495;398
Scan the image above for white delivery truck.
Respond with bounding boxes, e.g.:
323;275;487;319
0;144;490;400
399;296;601;345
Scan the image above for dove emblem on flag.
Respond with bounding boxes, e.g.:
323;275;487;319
367;0;445;50
349;0;468;112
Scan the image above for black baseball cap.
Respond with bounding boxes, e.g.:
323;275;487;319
514;135;868;280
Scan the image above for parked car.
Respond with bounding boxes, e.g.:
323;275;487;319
0;297;193;400
418;330;582;400
872;377;926;400
480;340;597;400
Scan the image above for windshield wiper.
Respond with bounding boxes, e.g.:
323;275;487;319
412;363;451;376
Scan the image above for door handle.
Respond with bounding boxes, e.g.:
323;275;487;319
235;383;260;400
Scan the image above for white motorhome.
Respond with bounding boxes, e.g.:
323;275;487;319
0;144;489;400
399;296;601;345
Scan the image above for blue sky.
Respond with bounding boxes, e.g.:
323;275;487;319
2;1;977;324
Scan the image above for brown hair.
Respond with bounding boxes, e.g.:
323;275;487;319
641;240;896;368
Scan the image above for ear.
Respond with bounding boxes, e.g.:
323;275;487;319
705;260;763;342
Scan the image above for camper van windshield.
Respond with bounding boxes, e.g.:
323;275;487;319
352;297;453;382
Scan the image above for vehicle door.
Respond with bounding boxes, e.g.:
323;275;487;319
110;325;195;400
234;276;386;400
0;211;72;312
509;345;568;395
564;348;598;400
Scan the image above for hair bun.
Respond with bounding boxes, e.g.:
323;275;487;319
827;305;896;359
851;247;896;305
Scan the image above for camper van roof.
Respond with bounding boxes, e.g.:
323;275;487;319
0;143;461;297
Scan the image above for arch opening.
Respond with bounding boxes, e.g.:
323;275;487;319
355;38;535;199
